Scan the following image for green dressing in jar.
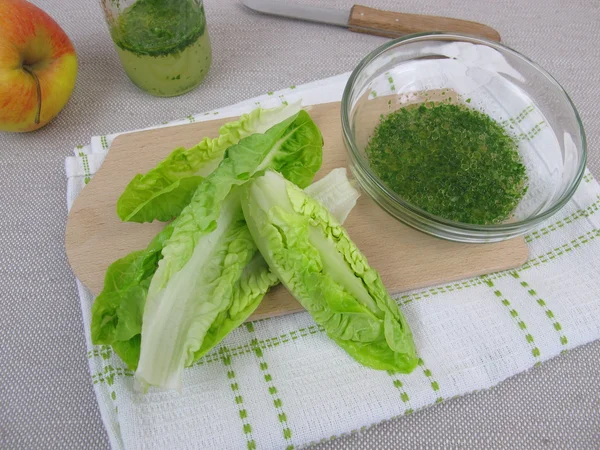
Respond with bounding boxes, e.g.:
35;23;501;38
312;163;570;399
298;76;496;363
109;0;211;97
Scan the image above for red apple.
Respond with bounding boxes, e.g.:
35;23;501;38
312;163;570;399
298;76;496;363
0;0;77;132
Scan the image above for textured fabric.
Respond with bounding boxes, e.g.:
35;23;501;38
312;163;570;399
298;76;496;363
1;0;600;448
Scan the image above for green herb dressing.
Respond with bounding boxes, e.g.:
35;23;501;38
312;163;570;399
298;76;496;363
366;101;528;225
110;0;211;97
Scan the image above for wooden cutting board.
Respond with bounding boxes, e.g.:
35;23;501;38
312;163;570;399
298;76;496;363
65;101;528;320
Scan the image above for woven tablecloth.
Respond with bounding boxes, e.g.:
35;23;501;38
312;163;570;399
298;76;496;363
2;0;599;448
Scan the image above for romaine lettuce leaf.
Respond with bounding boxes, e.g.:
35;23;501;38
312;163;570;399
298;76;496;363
150;110;322;286
136;110;323;390
90;224;174;370
304;168;360;224
91;166;360;378
193;168;361;361
137;190;256;390
193;253;277;361
116;102;302;223
241;170;418;373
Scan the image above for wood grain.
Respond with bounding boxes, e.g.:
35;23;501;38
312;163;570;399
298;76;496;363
65;101;527;320
348;5;501;41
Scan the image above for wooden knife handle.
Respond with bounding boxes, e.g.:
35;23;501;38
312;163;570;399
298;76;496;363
348;5;501;41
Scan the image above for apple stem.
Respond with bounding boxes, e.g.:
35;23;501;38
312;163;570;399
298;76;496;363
22;65;42;125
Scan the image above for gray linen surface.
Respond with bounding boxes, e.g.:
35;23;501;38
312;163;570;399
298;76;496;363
1;0;599;448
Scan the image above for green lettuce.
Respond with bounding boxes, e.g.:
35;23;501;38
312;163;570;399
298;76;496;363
116;102;301;223
136;110;323;390
193;168;360;362
90;224;174;370
91;166;361;379
194;254;278;361
241;170;418;373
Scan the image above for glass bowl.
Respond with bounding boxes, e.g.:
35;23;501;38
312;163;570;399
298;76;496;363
342;33;586;243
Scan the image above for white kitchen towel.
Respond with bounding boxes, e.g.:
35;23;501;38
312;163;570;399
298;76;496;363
65;72;600;450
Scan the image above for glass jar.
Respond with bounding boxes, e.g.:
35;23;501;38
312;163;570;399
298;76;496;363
100;0;212;97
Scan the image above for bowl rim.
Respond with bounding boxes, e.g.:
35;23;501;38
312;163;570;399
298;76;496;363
341;32;588;232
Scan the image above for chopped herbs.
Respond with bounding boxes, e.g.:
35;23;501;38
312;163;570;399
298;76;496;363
111;0;207;57
366;102;528;224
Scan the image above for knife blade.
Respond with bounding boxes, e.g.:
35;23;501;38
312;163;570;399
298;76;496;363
240;0;501;42
241;0;350;27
